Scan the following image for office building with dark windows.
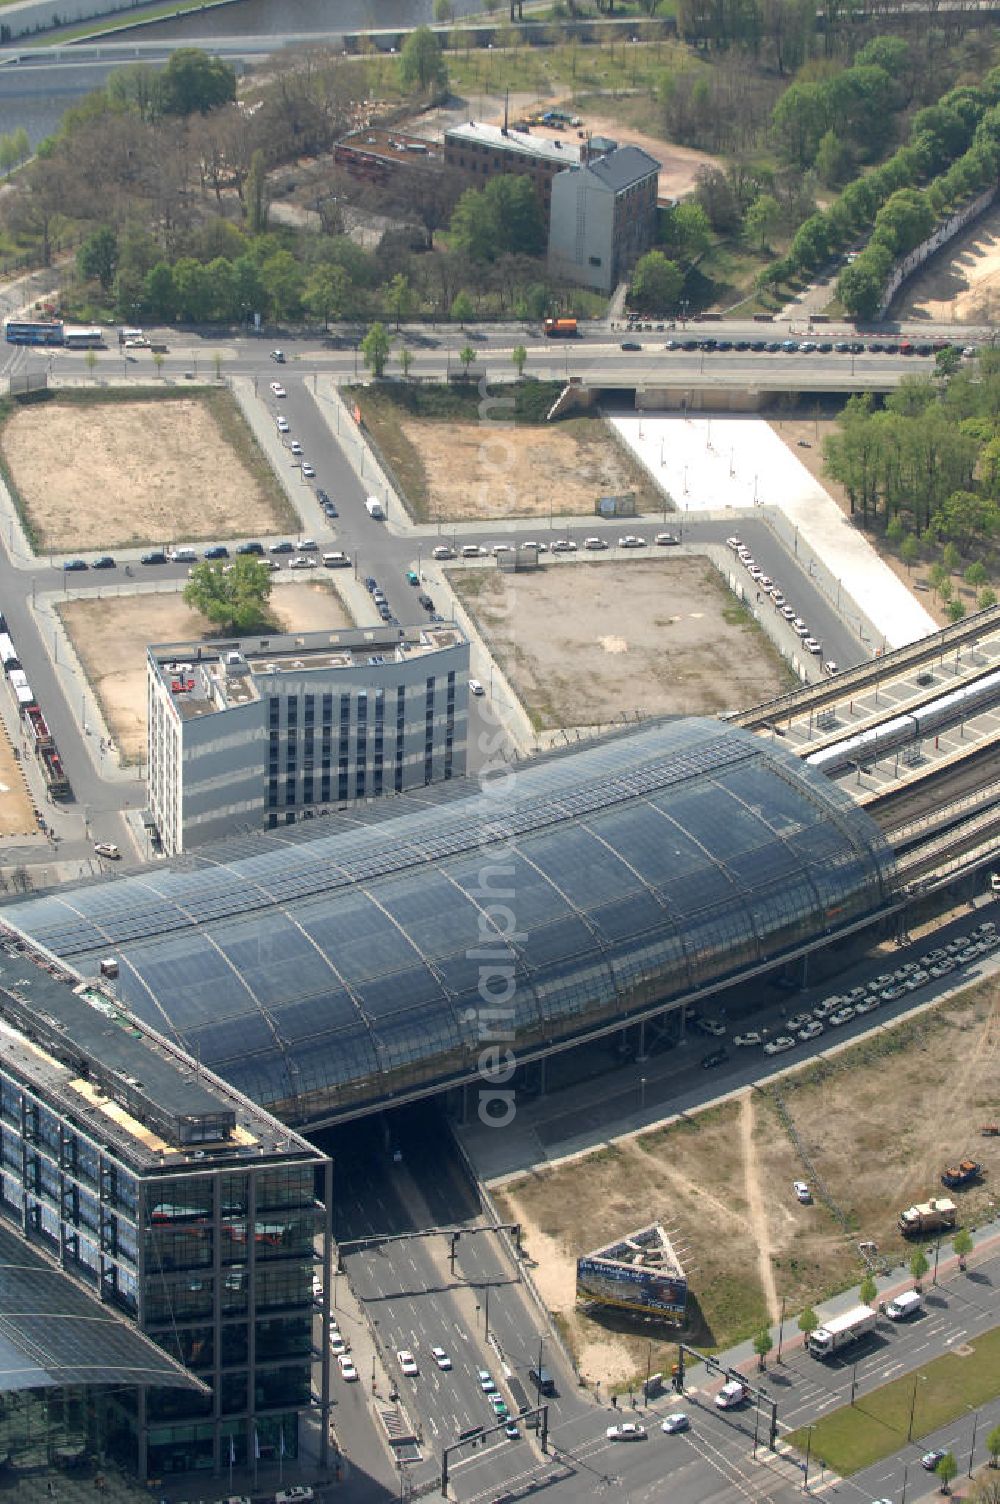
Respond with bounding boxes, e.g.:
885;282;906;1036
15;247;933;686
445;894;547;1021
0;926;332;1481
147;623;469;854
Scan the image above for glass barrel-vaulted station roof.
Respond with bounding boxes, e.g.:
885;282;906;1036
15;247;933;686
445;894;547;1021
8;720;897;1127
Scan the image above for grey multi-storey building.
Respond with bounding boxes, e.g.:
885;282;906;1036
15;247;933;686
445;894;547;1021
147;623;469;854
0;922;332;1481
547;144;660;294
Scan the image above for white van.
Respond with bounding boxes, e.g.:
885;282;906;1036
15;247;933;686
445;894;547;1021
322;551;350;568
715;1380;749;1409
885;1290;921;1321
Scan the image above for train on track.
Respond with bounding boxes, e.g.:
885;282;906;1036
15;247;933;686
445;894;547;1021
806;668;1000;776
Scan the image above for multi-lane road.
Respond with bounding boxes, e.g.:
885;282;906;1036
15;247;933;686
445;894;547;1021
0;331;873;864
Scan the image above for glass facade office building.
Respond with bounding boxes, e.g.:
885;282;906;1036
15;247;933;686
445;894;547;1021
0;933;332;1480
10;719;899;1131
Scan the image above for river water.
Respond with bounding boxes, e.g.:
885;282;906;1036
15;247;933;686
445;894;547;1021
0;0;484;142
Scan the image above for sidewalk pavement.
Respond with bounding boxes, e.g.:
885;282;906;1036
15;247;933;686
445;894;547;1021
610;412;937;650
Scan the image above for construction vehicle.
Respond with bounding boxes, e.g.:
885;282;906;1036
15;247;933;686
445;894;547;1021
898;1198;957;1237
982;1124;999;1137
807;1304;877;1359
544;317;578;338
941;1160;983;1190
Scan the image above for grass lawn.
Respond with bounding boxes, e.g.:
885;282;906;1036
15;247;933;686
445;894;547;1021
785;1324;1000;1475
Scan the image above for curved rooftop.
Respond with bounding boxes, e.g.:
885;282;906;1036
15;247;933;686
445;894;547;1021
8;720;898;1127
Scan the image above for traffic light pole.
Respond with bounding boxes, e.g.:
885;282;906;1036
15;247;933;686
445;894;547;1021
440;1404;548;1497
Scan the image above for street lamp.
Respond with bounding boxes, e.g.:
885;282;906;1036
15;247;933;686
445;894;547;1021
967;1404;979;1476
639;1076;646;1111
907;1372;926;1441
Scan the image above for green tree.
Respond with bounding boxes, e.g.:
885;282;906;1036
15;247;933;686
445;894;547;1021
952;1226;973;1271
183;557;272;632
752;1328;773;1371
837;257;886;320
947;598;966;622
660;200;710;262
77;226;119;292
459;343;476;378
399;26;448;93
942;541;960;572
449;176;543;262
859;1274;877;1306
361;322;392;378
160;48;236;115
245;149;268;235
985;1421;1000;1465
387;272;414;330
303;263;348;330
798;1307;819;1335
144;261;176;320
84;349;98;381
744;193;780;252
398;345;414;381
261;251;304;322
901;535;920;572
512;343;527;378
965;561;988;590
433;0;455;17
12;126;29;166
815;130;852;187
939;578;954;605
909;1248;929;1288
935;1452;958;1493
630;251;683;314
936;346;962;379
979;587;997;610
0;134;17;175
450;290;474;326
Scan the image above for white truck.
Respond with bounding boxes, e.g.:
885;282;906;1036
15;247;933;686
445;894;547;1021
807;1303;877;1359
365;496;385;520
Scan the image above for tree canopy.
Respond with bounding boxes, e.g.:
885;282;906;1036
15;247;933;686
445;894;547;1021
630;250;683;313
183;557;272;632
399;27;448;94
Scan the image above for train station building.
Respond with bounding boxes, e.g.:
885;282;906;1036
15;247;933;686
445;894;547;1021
8;717;897;1131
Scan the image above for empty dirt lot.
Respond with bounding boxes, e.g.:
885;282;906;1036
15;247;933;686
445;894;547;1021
895;202;1000;324
494;982;999;1389
2;392;295;553
0;721;38;838
450;557;793;730
59;582;352;763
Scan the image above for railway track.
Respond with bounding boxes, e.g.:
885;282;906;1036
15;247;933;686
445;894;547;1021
735;604;1000;732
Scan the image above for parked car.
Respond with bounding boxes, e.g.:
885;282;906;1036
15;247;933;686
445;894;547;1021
469;679;485;696
275;1489;314;1504
91;555;115;569
696;1017;726;1037
93;842;120;859
733;1031;763;1047
798;1020;824;1042
793;1180;812;1204
338;1355;358;1382
270;349;286;363
301;462;315;478
432;544;454;559
270;541;294;553
655;532;679;546
236;541;264;556
584;536;608;550
62;558;88;571
140;551;166;565
204;544;229;559
763;1035;796;1056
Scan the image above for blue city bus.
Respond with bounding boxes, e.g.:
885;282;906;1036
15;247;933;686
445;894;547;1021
4;318;64;345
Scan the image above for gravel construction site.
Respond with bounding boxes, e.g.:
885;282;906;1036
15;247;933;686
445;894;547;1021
894;201;1000;324
493;981;999;1389
449;557;793;731
58;581;351;764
